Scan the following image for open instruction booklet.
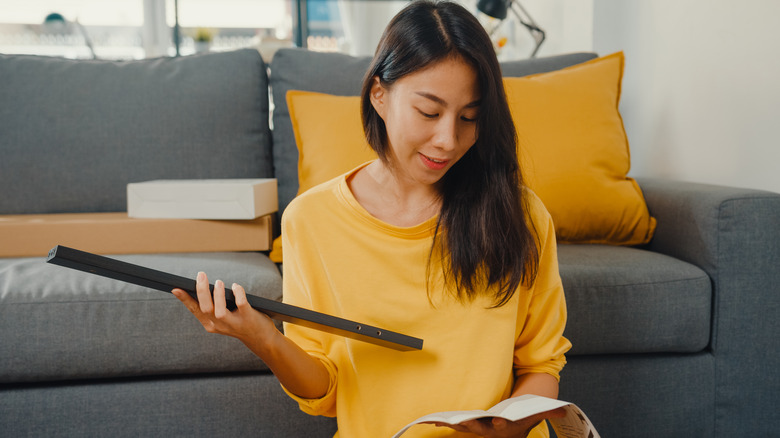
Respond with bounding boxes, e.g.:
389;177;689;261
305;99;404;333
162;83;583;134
392;394;599;438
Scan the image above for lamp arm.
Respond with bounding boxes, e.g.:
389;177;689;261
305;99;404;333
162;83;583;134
74;18;97;59
509;1;546;57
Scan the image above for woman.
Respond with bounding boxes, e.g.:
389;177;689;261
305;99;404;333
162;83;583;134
172;1;570;437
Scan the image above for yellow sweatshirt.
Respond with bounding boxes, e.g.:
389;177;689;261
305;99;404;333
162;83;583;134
281;164;571;438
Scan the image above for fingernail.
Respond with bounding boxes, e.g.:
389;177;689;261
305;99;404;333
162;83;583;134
215;280;223;288
197;272;205;281
232;283;239;290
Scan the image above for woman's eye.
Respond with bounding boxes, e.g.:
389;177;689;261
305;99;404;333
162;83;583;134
461;116;478;122
419;110;438;119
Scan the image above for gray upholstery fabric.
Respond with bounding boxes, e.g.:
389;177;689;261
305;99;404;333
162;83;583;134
0;373;338;438
0;252;281;382
268;49;597;217
500;52;597;76
0;49;273;215
560;353;715;438
558;244;711;355
638;177;780;436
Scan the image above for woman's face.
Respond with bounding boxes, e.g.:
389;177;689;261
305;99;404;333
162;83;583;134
370;56;480;187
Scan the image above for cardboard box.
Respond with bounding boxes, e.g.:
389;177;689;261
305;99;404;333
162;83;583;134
0;213;273;258
127;179;277;220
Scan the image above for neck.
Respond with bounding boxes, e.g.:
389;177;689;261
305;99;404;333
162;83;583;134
366;160;441;212
348;160;441;228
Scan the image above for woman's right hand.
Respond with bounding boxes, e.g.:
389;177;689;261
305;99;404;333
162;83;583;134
172;271;331;399
172;272;330;398
171;272;279;346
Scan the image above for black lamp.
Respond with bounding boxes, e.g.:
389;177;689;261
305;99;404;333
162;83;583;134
477;0;546;58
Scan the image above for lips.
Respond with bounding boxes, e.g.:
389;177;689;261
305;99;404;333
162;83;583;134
419;153;449;170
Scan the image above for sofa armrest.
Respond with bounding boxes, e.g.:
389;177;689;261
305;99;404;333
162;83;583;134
636;177;780;435
637;178;779;273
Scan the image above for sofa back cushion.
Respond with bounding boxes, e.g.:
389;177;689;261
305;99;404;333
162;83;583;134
0;49;273;215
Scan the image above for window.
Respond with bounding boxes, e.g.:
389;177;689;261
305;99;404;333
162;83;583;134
0;0;146;59
0;0;406;60
0;0;293;60
165;0;291;57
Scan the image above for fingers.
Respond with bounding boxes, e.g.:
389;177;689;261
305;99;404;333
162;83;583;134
171;288;199;312
490;417;535;436
194;274;235;320
172;287;214;328
177;272;240;317
547;406;567;418
456;419;489;435
213;280;228;318
232;282;251;310
453;414;550;438
195;271;214;314
172;287;217;331
173;273;263;340
491;417;509;432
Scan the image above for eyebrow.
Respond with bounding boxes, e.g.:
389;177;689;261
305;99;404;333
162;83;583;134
415;91;481;108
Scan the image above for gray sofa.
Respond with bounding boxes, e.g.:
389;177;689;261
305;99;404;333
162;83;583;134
1;48;778;437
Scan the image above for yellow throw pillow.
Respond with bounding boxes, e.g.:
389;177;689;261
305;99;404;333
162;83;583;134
287;90;378;195
504;51;655;245
269;90;377;262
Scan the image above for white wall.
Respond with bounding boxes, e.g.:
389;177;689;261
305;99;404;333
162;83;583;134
515;0;594;57
337;1;407;57
593;0;780;193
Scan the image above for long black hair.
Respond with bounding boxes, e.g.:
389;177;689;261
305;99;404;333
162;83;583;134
361;0;538;306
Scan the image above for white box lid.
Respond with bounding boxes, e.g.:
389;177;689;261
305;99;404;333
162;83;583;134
127;179;277;220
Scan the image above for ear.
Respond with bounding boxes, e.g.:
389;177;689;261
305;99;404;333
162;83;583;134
369;76;387;119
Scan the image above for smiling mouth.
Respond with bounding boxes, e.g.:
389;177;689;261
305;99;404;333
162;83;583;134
420;153;449;170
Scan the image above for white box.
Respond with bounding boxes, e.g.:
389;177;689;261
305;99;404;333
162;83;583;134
127;179;278;220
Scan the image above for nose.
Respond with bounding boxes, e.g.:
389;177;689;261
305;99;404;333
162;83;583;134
432;117;459;152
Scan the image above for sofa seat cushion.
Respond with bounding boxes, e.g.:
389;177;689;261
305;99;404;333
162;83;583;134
559;245;711;355
0;252;281;383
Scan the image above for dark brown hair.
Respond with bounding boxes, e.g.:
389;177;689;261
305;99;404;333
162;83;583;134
361;0;538;306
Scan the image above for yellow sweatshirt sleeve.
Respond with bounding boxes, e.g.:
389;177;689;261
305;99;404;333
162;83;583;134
513;192;572;381
279;198;339;417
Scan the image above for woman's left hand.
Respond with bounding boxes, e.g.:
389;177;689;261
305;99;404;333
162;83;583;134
431;407;566;438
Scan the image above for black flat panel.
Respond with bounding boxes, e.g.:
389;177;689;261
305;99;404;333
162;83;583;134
46;245;423;351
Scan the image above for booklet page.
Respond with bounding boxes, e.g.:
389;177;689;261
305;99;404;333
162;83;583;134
392;395;599;438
